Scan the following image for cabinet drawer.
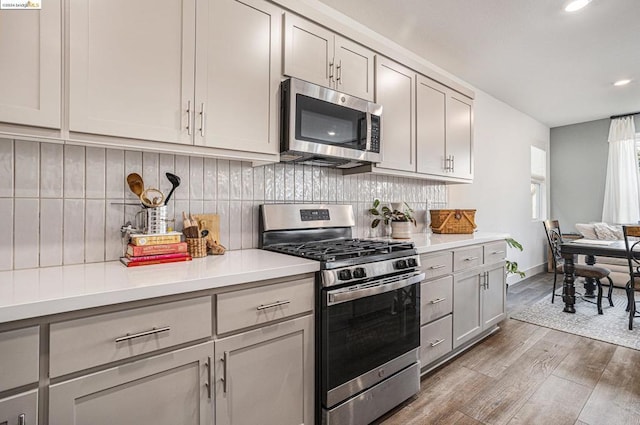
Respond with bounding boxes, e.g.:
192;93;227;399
420;275;453;324
217;277;314;335
420;315;452;367
420;251;452;279
50;296;212;377
453;245;483;272
0;326;39;392
484;241;507;265
0;389;38;425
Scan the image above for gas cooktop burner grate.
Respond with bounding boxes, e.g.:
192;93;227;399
265;239;415;262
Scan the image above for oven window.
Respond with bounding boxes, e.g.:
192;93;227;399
321;284;420;394
296;94;366;149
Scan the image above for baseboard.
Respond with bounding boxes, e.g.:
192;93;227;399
507;263;547;287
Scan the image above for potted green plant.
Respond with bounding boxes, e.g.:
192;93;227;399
369;199;416;239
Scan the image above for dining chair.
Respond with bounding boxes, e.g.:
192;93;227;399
543;220;613;314
622;225;640;330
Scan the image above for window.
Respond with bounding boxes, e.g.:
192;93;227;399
531;146;547;220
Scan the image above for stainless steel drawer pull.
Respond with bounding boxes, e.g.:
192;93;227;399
429;298;446;304
491;250;505;255
221;351;229;394
430;339;445;347
429;264;446;270
186;101;192;135
256;300;291;311
464;256;479;261
205;356;212;399
18;414;26;425
115;326;171;343
199;103;205;137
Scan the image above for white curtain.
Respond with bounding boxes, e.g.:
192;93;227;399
602;116;640;224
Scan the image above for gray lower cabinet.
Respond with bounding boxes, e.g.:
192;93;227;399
49;342;214;425
453;261;506;349
214;315;313;425
0;390;38;425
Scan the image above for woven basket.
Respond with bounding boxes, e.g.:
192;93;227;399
430;209;477;234
186;238;207;258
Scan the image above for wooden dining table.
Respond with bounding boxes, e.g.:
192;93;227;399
560;239;630;313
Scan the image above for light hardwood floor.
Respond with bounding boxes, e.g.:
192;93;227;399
378;273;640;425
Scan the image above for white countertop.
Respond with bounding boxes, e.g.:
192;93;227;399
0;232;508;324
0;249;319;324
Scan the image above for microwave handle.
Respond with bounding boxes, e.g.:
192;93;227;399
365;112;372;152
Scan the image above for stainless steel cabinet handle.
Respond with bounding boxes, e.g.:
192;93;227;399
430;298;446;304
430;339;445;347
18;413;26;425
329;60;334;83
485;272;490;290
204;356;212;399
114;326;170;343
464;256;479;261
429;264;446;270
479;273;486;289
199;103;205;137
256;300;291;311
336;60;342;84
186;101;192;135
492;250;505;255
221;351;229;394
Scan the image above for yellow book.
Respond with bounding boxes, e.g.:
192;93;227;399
130;232;182;246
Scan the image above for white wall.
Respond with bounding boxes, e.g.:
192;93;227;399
448;90;551;284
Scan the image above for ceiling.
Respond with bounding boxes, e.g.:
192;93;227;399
316;0;640;128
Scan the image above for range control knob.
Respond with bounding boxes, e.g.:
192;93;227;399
407;258;418;268
353;267;366;279
338;269;352;281
395;260;408;269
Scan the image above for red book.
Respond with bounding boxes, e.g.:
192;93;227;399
119;255;192;267
126;242;188;257
125;252;191;262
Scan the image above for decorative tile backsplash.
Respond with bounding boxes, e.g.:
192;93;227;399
0;139;448;270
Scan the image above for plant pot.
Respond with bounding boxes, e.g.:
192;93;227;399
391;221;412;239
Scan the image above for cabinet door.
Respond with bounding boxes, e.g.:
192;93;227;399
334;36;374;101
283;13;333;89
215;315;313;425
453;270;482;349
375;57;415;172
0;1;60;128
416;76;446;175
0;390;38;425
483;262;506;329
0;326;39;392
447;93;473;179
49;342;214;425
195;0;281;154
68;0;195;144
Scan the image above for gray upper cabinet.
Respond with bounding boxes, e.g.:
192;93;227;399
374;56;415;172
416;75;473;181
68;0;281;161
0;0;61;129
194;0;281;155
68;0;196;144
284;13;375;101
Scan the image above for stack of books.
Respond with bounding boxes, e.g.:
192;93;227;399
120;232;192;267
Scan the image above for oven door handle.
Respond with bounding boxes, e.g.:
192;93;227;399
327;272;425;305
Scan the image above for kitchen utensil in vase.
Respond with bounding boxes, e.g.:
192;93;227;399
126;173;144;197
164;173;181;205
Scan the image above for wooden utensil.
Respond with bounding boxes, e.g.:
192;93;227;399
126;173;144;197
191;214;220;248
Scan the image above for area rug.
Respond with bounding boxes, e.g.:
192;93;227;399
510;287;640;350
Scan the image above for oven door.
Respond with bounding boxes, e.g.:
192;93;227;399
321;271;424;408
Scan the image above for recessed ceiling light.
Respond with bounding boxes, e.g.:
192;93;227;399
565;0;592;12
614;79;631;86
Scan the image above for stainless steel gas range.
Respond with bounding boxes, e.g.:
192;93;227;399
259;204;424;425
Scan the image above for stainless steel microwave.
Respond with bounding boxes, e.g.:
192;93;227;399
280;78;382;168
